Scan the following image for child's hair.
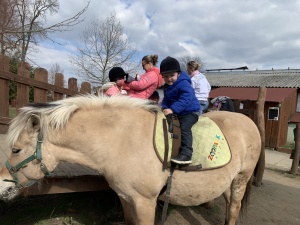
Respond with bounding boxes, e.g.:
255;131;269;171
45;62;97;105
142;54;158;66
149;90;160;103
187;61;202;70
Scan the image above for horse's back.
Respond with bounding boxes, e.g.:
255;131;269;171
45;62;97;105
204;111;261;168
204;111;260;141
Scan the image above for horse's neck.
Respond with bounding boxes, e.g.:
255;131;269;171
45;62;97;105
47;133;103;172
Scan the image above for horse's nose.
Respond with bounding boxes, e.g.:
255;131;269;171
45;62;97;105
0;189;10;199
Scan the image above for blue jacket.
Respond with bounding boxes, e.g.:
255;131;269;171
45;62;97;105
162;72;200;116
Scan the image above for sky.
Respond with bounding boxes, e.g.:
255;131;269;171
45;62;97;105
28;0;300;82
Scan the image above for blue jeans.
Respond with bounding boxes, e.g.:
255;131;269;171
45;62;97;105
199;101;209;115
177;113;199;158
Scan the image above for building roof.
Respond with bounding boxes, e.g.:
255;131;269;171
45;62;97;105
209;87;297;102
204;69;300;88
289;112;300;123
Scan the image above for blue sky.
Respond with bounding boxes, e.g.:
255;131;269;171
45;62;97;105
28;0;300;82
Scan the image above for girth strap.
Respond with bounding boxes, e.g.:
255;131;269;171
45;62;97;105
161;163;176;225
162;118;169;170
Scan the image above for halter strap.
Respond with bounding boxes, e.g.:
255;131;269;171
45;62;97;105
3;132;50;189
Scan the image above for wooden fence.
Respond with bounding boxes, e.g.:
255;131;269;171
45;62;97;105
0;55;92;134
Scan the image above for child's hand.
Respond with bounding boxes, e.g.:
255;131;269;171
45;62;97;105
163;108;173;116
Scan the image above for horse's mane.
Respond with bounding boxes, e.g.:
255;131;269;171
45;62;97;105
6;95;160;146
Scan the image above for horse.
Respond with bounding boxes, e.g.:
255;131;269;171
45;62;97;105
0;95;261;225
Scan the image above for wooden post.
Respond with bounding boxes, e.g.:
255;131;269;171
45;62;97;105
34;68;48;103
254;87;266;187
80;82;91;94
53;73;64;101
16;62;30;109
68;78;78;97
0;55;11;133
290;123;300;174
0;55;10;117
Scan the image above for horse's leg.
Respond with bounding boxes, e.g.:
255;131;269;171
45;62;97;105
133;197;157;225
119;197;136;225
223;187;231;224
226;173;250;225
202;200;215;209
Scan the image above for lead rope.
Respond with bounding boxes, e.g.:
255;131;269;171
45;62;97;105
161;163;176;225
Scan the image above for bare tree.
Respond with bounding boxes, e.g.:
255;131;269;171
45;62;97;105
178;56;206;73
0;0;89;62
0;0;19;56
69;13;138;86
48;62;64;84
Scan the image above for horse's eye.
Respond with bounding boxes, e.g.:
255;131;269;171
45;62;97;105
12;148;21;154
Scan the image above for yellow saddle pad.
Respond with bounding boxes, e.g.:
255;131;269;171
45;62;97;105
155;113;231;169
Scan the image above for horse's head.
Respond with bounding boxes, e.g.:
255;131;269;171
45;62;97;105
0;114;56;201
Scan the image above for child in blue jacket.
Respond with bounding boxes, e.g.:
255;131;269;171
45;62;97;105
160;56;200;164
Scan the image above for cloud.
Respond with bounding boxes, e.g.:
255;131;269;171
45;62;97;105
27;0;300;82
29;45;76;80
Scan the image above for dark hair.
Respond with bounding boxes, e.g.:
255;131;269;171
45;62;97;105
149;90;160;100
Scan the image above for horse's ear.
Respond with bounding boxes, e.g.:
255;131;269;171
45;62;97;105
27;114;41;132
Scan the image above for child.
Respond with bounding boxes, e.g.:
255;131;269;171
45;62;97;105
100;67;129;96
186;60;211;114
148;90;160;104
160;56;200;164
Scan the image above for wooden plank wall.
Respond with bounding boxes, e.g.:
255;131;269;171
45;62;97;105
232;90;298;148
264;91;297;148
277;90;297;146
0;55;92;134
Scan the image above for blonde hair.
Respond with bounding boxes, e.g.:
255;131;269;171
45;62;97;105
142;54;158;66
187;61;202;70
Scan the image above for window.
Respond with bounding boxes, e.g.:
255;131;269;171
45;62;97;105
268;107;279;120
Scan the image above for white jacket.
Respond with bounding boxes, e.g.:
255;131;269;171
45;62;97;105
190;72;211;101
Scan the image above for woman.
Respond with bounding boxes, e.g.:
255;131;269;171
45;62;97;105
187;61;211;114
117;54;162;99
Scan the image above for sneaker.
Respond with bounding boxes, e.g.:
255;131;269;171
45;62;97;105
171;154;192;164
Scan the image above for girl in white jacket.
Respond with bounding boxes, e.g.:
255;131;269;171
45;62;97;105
187;61;211;114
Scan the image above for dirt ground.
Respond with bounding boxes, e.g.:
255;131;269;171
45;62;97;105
0;168;299;225
160;168;300;225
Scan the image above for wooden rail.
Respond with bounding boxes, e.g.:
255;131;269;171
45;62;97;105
0;55;92;134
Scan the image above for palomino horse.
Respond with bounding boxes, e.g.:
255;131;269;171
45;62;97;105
0;95;261;225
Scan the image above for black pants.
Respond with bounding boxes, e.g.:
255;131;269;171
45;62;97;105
178;112;199;158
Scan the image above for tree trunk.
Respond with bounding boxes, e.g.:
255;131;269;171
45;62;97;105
254;87;266;187
290;123;300;174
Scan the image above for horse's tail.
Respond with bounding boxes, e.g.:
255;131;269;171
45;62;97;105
241;175;253;215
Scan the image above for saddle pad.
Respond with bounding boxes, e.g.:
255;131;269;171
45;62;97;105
155;113;231;169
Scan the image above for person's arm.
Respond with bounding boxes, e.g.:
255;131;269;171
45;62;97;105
119;72;156;90
170;81;195;114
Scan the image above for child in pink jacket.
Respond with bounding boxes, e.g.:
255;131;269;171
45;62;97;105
100;67;129;96
117;54;163;99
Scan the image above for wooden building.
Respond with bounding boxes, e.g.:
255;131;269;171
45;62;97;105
204;69;300;149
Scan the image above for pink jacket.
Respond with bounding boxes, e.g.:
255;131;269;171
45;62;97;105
106;84;122;96
121;67;162;99
100;82;128;96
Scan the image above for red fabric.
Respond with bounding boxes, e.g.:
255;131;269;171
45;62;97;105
121;67;161;99
157;72;163;88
